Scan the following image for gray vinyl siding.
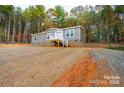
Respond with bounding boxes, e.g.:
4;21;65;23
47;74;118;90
63;27;80;41
32;35;38;44
32;33;47;45
37;33;48;44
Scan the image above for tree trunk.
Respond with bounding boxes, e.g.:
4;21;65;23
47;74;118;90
99;11;102;43
4;21;8;43
18;17;22;43
0;27;1;43
18;23;22;43
12;14;16;44
7;17;11;43
23;24;26;43
106;19;109;43
23;22;29;43
26;25;28;43
38;19;40;33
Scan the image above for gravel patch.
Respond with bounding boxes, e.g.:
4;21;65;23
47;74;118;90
91;48;124;86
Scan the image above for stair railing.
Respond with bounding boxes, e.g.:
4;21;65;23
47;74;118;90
63;39;68;47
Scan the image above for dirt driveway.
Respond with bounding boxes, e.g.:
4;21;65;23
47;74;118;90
0;46;124;87
0;46;88;86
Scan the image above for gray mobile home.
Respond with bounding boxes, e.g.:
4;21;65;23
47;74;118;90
31;26;86;46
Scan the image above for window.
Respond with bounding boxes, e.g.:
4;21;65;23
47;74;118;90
70;29;74;37
35;36;36;40
47;35;49;39
66;30;69;37
65;29;75;38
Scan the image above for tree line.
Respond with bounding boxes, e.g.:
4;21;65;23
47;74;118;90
0;5;124;44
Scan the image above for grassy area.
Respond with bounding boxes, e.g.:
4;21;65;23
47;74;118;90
108;45;124;51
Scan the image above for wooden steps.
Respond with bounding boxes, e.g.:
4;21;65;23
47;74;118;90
49;39;69;47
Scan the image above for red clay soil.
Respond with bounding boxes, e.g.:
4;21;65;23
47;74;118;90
52;55;112;87
0;44;31;48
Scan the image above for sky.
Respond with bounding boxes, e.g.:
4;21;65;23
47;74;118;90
0;0;123;5
8;0;99;12
16;5;78;12
1;0;123;12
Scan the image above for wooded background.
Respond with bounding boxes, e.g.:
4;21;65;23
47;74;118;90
0;5;124;43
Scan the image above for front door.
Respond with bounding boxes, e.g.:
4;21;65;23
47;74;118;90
56;30;63;40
